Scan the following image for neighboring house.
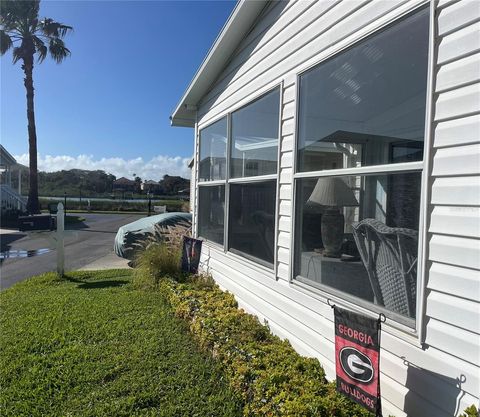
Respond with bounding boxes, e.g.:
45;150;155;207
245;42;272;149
0;145;27;213
113;177;136;193
171;1;479;417
141;180;162;194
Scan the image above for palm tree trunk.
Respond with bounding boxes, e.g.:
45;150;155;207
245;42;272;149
22;51;40;214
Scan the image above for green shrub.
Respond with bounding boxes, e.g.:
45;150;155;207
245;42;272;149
157;276;373;417
460;405;479;417
132;221;192;288
133;243;182;288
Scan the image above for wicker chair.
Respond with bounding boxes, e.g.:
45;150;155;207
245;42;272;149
352;218;418;318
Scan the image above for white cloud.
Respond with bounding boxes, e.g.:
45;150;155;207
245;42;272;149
14;153;192;181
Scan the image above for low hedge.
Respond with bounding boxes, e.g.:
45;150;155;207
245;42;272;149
158;276;373;417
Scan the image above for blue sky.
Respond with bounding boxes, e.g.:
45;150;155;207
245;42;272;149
1;0;236;179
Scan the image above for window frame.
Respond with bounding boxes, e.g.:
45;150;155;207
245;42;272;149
289;3;434;338
196;84;283;273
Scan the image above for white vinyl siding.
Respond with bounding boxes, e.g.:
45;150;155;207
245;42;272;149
192;0;480;415
426;1;480;406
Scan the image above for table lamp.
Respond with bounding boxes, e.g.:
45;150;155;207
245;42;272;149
307;177;358;257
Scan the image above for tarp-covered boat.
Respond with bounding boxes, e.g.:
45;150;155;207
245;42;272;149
114;212;192;259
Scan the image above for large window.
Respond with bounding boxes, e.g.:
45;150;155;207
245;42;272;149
197;117;227;245
294;8;429;325
197;88;280;267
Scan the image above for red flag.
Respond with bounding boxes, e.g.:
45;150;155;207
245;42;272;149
334;307;382;416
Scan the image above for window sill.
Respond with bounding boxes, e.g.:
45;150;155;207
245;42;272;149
291;277;422;346
202;242;276;280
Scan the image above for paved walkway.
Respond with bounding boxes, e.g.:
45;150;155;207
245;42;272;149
0;213;142;290
79;251;131;270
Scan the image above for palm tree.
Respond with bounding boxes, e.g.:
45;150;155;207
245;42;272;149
1;0;72;213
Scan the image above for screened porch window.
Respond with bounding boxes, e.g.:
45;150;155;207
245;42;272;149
294;8;429;325
197;88;280;267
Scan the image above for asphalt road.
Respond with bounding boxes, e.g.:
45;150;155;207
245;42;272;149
0;213;144;290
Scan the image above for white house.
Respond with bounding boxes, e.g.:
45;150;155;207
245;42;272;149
171;1;480;416
0;145;27;213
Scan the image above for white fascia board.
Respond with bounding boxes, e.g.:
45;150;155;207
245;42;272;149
170;0;268;128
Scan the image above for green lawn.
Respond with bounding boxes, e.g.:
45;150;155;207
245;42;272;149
0;270;242;417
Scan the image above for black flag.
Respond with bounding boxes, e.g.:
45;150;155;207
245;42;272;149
181;236;202;273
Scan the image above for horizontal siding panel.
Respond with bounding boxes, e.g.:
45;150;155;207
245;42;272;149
425;317;480;365
281;134;294;152
277;247;290;264
429;206;480;238
280;151;293;168
278;200;292;216
430;234;480;270
431;176;480;206
381;373;451;417
434;114;480;148
283;72;296;89
426;290;480;334
428;262;480;302
435;83;480;121
436;52;480;92
282;118;295;136
282;101;295;119
380;349;480;417
200;244;275;280
432;143;480;176
382;335;479;398
280;167;293;184
279;184;292;200
283;83;296;104
437;0;480;36
277;262;289;280
278;215;291;232
381;398;406;417
277;231;291;249
437;21;480;65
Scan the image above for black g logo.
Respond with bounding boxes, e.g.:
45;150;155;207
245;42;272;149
339;347;374;383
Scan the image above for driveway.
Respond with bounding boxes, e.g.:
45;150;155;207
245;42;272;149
0;213;144;290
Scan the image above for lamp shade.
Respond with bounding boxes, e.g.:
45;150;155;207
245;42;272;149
308;177;358;207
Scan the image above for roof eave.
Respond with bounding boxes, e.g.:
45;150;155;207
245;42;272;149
170;0;267;128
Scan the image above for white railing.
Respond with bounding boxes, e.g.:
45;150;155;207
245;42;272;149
0;184;27;213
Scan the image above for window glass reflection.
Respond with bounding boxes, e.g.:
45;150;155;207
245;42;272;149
295;172;421;319
199;118;227;181
198;185;225;245
297;9;429;172
231;90;280;178
229;181;276;266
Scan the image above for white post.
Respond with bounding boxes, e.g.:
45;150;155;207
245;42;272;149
57;202;65;276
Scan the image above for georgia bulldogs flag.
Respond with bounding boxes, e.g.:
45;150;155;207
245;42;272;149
334;307;382;416
181;236;202;274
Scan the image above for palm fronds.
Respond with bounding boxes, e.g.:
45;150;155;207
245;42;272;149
0;0;72;64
